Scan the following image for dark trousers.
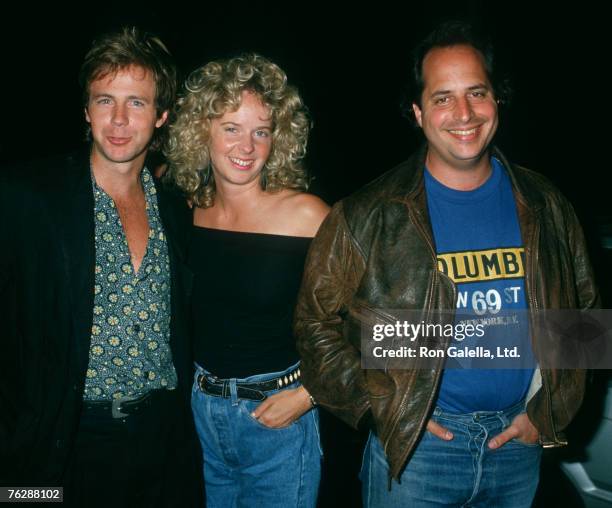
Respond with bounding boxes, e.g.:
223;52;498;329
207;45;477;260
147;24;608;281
63;390;203;508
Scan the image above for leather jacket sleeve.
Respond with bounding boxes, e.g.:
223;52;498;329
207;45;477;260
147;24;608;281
295;202;371;429
566;202;600;310
526;191;601;445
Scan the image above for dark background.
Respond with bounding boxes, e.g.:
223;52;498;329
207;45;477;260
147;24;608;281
1;2;608;506
0;2;607;218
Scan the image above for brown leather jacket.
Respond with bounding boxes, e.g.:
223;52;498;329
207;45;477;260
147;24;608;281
294;146;599;479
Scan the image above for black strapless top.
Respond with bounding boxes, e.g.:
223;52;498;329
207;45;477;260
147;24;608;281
188;226;312;378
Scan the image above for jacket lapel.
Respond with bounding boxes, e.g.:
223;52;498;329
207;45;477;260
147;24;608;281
154;178;194;391
51;152;96;378
155;180;192;253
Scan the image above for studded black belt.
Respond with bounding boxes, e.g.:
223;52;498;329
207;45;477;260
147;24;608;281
197;366;301;401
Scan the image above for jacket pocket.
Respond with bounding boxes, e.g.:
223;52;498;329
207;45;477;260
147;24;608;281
348;302;399;398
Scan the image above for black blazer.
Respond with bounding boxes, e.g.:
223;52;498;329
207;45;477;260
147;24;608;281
0;149;196;485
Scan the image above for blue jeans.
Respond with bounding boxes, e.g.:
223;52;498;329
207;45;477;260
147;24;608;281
191;362;322;508
361;399;542;507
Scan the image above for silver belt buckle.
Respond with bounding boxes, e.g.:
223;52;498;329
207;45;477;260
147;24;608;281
111;394;140;419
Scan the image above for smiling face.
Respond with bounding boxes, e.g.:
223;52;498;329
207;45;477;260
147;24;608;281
85;65;167;172
208;90;273;188
412;44;498;175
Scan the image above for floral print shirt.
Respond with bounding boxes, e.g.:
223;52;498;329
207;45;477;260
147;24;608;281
83;168;177;401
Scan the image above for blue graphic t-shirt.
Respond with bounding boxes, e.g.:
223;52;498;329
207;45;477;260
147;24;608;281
425;158;534;413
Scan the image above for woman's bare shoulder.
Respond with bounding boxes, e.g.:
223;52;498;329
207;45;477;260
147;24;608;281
272;190;331;237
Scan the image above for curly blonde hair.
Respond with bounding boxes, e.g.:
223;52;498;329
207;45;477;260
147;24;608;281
165;54;310;207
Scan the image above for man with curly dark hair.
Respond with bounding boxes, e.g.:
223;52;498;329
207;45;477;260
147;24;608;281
296;20;599;507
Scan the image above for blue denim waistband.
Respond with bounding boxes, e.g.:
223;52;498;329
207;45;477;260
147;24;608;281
432;398;526;423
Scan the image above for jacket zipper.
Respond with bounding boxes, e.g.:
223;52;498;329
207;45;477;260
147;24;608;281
384;206;456;476
527;220;562;446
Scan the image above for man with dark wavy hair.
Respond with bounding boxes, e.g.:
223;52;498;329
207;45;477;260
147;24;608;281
0;27;202;507
296;20;598;507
